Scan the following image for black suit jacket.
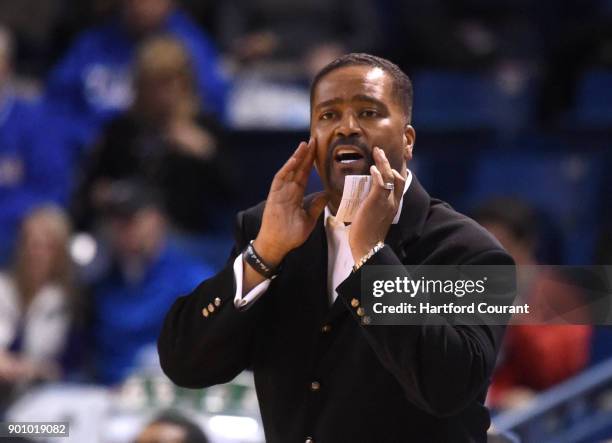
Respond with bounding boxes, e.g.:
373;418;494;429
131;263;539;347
158;176;514;443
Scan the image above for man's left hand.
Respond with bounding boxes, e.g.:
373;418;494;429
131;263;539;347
348;147;406;263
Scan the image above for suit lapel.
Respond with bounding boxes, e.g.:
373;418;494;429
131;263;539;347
385;175;431;262
297;214;330;323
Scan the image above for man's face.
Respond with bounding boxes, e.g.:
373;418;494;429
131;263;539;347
108;208;166;260
310;65;415;212
136;71;189;120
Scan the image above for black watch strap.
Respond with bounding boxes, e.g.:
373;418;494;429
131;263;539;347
243;240;279;279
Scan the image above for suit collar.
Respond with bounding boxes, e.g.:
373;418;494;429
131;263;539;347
294;213;330;320
385;174;431;260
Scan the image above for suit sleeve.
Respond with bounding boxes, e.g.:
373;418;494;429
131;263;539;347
157;210;265;388
336;245;514;417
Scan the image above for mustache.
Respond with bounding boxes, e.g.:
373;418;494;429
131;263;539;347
327;135;373;164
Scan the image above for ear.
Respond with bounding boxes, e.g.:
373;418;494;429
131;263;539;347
402;124;415;161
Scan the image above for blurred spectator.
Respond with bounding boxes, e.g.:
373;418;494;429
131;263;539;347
85;181;212;385
0;206;73;407
135;411;209;443
0;26;72;266
73;35;236;233
217;0;381;79
44;0;228;151
473;198;592;410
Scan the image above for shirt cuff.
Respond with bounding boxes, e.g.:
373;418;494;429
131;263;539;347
233;254;271;310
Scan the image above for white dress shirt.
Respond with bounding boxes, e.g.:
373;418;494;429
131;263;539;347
0;273;71;361
233;170;412;310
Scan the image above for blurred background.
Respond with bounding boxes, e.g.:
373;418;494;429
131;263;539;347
1;0;612;442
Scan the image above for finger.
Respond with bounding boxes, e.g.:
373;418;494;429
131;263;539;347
374;147;394;185
275;141;308;181
294;137;317;187
306;191;329;222
370;164;385;192
272;141;308;191
286;140;313;181
288;138;316;184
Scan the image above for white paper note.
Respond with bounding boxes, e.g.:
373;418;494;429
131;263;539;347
335;175;372;223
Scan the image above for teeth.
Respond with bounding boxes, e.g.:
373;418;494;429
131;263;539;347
336;151;364;163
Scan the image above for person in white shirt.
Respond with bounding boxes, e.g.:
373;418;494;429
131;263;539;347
0;205;73;385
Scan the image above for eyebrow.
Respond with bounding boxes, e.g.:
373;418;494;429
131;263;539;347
314;94;389;113
353;94;389;111
314;97;343;110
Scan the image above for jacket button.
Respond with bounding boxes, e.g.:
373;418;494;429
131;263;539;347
208;303;215;313
350;298;360;308
214;297;221;307
356;307;365;317
321;324;331;333
310;381;320;392
305;438;314;443
202;308;209;318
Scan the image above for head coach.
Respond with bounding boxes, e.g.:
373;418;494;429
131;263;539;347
158;53;514;443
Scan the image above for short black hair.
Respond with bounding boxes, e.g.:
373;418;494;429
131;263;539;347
100;179;165;218
310;53;413;122
145;411;209;443
472;197;537;246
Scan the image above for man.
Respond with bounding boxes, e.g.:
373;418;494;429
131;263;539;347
88;180;213;385
158;53;513;442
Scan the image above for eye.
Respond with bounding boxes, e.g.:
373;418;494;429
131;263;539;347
320;111;335;120
360;109;379;118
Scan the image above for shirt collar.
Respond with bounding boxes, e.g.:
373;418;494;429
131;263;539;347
324;169;413;227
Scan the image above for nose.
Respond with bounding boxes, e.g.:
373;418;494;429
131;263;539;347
334;111;362;138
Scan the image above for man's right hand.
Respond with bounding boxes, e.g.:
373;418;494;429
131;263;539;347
242;139;328;294
254;138;328;267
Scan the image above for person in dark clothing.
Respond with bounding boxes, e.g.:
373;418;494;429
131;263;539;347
158;53;514;442
74;35;235;233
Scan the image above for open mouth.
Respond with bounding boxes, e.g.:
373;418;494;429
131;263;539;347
334;147;365;164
